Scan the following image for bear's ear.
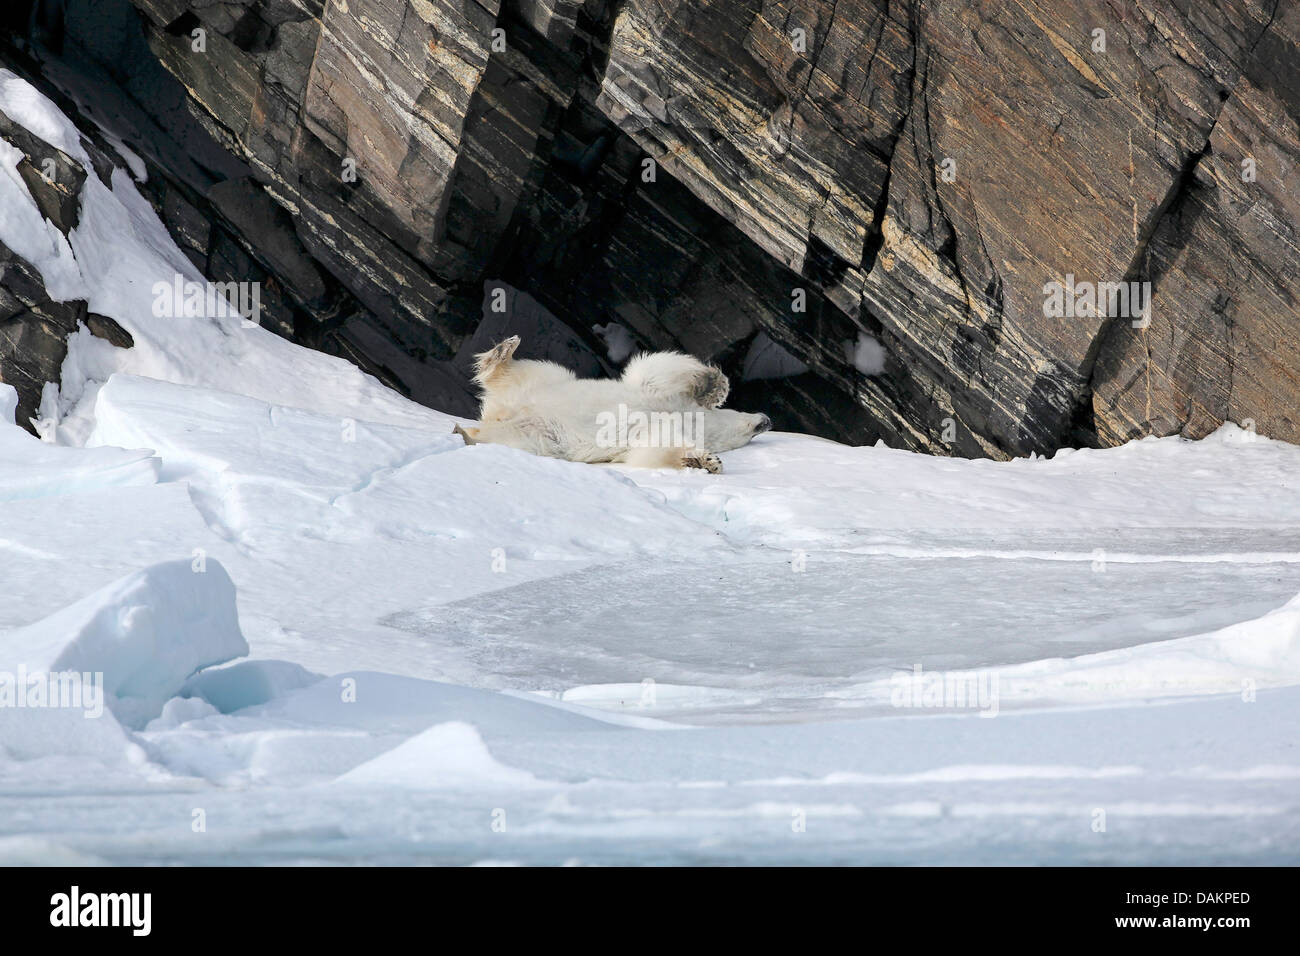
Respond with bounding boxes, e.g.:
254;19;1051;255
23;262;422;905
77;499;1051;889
473;335;521;383
453;423;480;445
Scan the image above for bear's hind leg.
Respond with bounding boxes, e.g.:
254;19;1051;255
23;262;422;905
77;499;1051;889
473;335;521;389
622;352;730;408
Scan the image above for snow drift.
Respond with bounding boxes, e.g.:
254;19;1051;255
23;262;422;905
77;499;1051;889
0;558;248;727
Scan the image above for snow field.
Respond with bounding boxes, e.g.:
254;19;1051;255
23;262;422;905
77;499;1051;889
0;69;1298;864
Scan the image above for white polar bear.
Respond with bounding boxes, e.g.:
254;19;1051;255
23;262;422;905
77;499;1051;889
454;336;772;473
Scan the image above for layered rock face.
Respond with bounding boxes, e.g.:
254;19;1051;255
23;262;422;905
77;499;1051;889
1;0;1296;454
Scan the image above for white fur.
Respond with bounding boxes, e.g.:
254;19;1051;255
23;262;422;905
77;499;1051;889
461;336;771;472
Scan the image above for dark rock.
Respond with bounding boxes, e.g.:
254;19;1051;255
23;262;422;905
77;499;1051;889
0;243;87;432
1091;4;1300;445
85;313;135;349
4;0;1298;456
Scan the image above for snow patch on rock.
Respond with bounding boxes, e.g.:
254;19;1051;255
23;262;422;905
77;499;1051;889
845;332;887;376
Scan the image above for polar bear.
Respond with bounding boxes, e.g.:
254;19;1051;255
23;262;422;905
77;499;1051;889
454;336;771;473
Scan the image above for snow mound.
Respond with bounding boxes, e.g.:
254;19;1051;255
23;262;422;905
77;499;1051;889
137;672;640;788
87;373;458;488
243;672;638;736
334;721;539;789
991;589;1300;704
0;559;249;727
635;424;1300;547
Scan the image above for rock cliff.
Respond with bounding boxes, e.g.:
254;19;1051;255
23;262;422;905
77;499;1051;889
1;0;1295;455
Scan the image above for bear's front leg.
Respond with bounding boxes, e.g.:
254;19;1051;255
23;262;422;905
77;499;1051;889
681;450;724;474
620;446;723;473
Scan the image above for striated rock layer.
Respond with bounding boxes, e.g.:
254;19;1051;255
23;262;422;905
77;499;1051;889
1;0;1296;455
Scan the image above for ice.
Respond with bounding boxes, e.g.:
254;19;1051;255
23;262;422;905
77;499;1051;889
0;559;248;728
4;372;1298;862
0;837;107;866
9;679;1297;864
947;590;1300;707
135;671;642;788
181;660;321;716
387;548;1300;719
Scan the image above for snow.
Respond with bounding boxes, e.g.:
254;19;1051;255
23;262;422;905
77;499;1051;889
0;559;248;728
845;332;887;376
742;331;809;380
334;722;540;790
0;139;85;300
0;71;91;164
592;322;638;364
0;398;159;502
1;71;1299;864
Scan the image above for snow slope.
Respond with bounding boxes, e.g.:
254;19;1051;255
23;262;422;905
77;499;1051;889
1;72;1298;864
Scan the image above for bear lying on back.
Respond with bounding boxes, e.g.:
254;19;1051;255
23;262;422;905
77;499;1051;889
454;336;771;473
